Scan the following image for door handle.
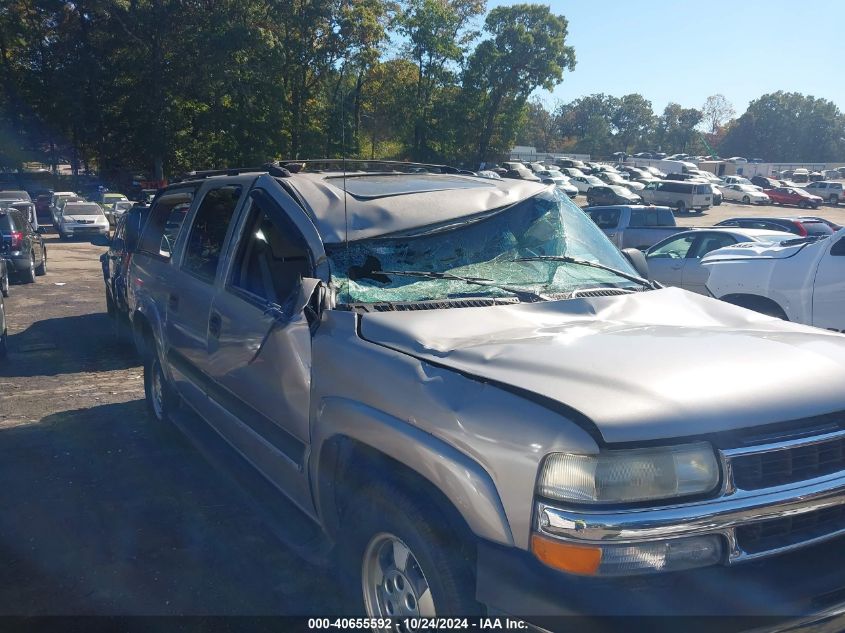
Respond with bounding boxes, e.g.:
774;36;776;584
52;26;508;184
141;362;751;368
168;293;179;311
208;312;222;339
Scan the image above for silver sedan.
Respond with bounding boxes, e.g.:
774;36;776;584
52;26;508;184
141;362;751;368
645;228;792;294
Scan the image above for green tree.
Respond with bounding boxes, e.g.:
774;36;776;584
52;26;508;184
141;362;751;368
558;94;618;157
657;103;702;153
612;94;655;153
396;0;485;160
719;91;845;161
461;3;575;163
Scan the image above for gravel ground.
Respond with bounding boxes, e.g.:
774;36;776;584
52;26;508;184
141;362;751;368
0;234;336;615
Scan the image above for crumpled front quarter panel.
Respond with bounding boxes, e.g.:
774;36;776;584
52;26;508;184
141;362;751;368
309;310;598;550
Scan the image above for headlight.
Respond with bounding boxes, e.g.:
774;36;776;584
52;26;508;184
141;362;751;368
538;443;720;504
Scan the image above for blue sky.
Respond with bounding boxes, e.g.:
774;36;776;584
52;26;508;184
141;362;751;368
488;0;845;115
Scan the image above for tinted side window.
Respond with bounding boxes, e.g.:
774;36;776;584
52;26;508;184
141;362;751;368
629;209;647;226
138;189;195;257
657;209;675;225
588;208;620;229
182;186;242;283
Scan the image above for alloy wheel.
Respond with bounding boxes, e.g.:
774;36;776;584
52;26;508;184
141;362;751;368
362;533;436;622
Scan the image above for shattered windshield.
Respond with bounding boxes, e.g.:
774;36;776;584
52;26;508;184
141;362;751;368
328;191;639;304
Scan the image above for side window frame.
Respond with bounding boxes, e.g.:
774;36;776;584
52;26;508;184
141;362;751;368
224;189;316;309
136;186;197;261
180;184;246;285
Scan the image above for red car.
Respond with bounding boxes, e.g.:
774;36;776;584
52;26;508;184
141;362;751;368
767;187;823;209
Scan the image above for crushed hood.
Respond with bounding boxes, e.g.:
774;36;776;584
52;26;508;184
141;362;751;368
359;288;845;443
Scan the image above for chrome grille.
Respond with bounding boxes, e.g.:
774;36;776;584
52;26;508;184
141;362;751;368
730;434;845;491
735;505;845;555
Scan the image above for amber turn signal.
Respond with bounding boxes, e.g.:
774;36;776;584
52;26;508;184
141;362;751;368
531;534;602;576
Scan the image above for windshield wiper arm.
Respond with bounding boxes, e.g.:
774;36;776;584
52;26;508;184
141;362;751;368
381;269;549;302
511;256;657;290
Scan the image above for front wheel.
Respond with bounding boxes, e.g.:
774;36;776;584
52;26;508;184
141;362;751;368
344;483;479;620
742;195;750;204
144;342;179;423
0;328;7;360
830;195;839;205
1;271;8;297
676;201;686;213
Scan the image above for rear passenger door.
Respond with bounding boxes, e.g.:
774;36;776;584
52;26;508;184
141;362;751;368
203;178;327;514
166;183;245;390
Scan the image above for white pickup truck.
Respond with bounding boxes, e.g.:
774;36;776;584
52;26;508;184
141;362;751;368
703;228;845;333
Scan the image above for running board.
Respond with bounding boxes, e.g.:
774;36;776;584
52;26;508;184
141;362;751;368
170;405;332;566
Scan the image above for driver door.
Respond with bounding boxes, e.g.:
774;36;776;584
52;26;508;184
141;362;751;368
812;235;845;332
205;178;327;515
682;232;739;294
645;234;696;288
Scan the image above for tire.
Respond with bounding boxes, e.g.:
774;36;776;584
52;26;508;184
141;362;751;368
1;271;8;298
143;342;179;423
0;329;7;360
35;249;47;276
830;195;839;205
343;482;479;619
742;195;750;204
676;201;686;213
20;254;36;284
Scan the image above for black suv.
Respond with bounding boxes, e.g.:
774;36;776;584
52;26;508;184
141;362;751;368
101;205;149;331
0;209;47;283
751;176;780;190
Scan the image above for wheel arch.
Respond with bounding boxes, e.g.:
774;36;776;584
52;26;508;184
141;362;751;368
312;398;514;549
719;293;789;320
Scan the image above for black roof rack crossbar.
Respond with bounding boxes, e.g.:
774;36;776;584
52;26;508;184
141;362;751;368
277;159;460;174
175;160;462;182
176;162;291;182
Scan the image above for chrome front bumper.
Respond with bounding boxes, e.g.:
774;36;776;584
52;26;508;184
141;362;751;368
538;428;845;565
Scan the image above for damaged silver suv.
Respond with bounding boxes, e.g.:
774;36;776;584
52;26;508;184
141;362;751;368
128;161;845;626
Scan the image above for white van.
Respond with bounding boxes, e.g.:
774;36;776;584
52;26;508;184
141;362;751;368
792;168;810;183
640;180;713;213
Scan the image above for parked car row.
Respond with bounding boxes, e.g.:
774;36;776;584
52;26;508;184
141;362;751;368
0;191;48;288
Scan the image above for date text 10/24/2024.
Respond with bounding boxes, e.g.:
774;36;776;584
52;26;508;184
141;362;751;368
308;618;529;630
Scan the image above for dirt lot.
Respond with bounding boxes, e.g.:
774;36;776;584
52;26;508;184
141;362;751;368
0;234;335;615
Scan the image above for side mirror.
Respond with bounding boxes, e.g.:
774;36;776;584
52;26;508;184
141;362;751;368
622;247;650;280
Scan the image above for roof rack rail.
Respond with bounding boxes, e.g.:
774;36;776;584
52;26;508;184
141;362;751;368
175;162;291;182
173;159;463;183
277;159;460;174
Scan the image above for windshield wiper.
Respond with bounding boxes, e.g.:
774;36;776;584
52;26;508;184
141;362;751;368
380;269;549;302
511;256;658;290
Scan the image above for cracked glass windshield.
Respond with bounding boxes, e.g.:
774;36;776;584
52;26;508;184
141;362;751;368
328;191;639;304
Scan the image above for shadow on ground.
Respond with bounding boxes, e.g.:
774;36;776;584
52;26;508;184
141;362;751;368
0;313;137;378
0;400;337;615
